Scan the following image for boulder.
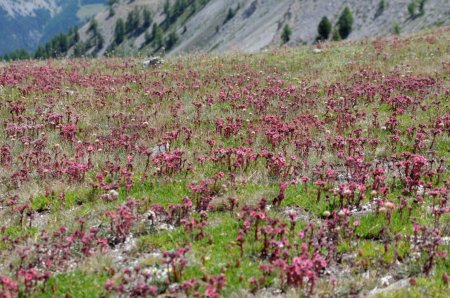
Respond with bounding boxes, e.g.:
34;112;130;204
142;56;163;68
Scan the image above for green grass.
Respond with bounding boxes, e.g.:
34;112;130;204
284;184;333;216
377;263;450;298
356;206;429;239
137;212;271;295
35;271;108;298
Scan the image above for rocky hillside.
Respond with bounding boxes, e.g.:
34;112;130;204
0;0;106;55
174;0;450;53
69;0;450;57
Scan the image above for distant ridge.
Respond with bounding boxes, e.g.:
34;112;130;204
0;0;106;55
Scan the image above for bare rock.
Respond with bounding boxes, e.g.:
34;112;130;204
142;56;163;68
367;278;410;297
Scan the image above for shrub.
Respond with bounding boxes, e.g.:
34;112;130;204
281;24;292;44
332;28;341;41
392;22;401;35
317;16;332;40
337;6;354;39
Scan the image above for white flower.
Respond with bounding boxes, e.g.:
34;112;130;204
417;185;424;196
380;275;392;287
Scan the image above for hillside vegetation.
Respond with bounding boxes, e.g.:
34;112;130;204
0;27;449;297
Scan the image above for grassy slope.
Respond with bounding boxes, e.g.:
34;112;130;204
0;27;449;297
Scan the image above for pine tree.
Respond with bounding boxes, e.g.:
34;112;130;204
154;26;164;49
408;1;416;17
418;0;427;16
165;31;178;50
96;33;104;50
151;23;158;39
34;45;47;59
89;18;98;35
379;0;386;12
163;0;170;17
375;0;386;18
224;7;235;24
143;7;152;28
126;8;140;33
73;28;80;43
281;24;292;44
317;16;332;40
337;6;354;39
145;31;152;44
115;18;126;45
57;33;69;53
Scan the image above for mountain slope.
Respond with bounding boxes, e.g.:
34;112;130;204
173;0;450;54
71;0;168;57
0;0;107;55
68;0;450;57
